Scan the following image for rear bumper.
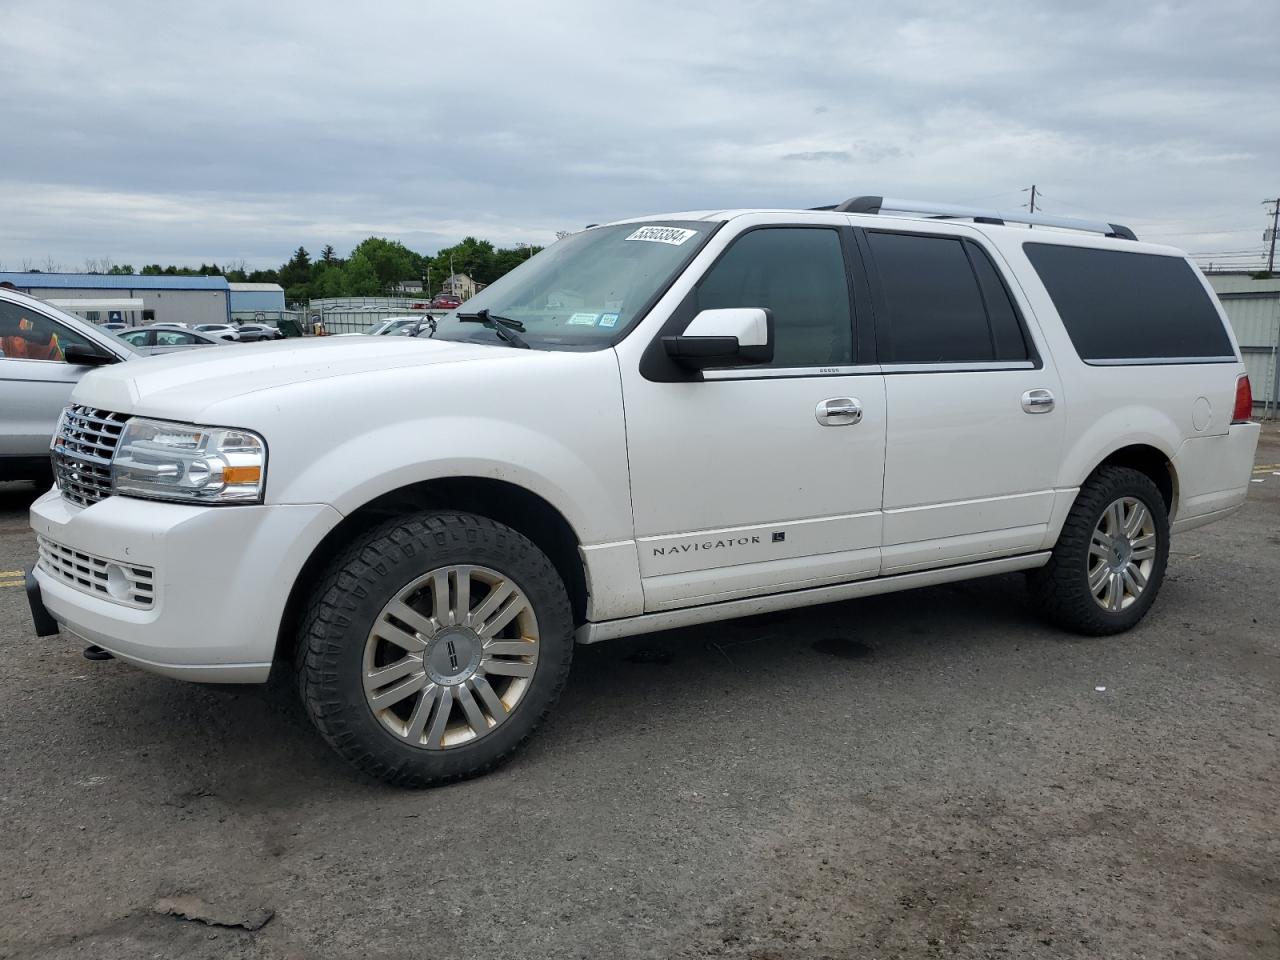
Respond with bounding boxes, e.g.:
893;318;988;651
29;488;341;683
1170;421;1261;533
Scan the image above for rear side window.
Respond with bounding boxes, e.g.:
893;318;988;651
1023;244;1235;362
866;232;1028;364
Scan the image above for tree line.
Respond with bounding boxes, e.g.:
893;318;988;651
60;236;545;304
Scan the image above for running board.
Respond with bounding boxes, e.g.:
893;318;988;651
575;552;1051;644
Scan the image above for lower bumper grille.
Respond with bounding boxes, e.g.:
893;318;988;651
36;535;155;609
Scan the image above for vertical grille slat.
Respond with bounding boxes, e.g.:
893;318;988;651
52;404;128;507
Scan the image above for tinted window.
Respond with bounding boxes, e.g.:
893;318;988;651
0;301;92;361
868;233;995;363
696;228;853;367
1024;244;1234;362
967;242;1029;361
156;330;195;345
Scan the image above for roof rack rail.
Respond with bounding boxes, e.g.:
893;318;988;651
810;195;1138;241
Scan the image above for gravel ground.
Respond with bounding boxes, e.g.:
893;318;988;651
1;425;1277;959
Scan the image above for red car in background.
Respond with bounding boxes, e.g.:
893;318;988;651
429;293;463;310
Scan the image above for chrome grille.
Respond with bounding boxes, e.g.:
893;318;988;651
52;405;128;507
36;535;155;609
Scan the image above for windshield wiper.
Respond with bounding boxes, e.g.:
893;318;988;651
457;309;530;349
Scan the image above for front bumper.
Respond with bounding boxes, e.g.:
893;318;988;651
29;488;342;683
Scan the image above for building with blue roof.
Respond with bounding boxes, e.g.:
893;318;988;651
0;272;231;326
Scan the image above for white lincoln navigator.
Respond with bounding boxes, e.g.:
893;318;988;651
26;196;1260;786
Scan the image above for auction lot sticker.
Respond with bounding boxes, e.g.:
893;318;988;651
625;226;698;245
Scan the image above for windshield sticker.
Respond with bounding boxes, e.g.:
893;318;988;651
567;312;600;326
599;313;620;328
624;226;698;246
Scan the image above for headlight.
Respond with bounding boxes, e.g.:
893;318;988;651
111;418;267;504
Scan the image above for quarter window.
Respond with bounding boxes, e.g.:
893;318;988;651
695;228;854;367
1023;243;1234;362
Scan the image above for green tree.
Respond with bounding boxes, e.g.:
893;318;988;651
315;264;347;298
342;253;380;296
277;246;312;297
349;237;418;291
320;244;340;265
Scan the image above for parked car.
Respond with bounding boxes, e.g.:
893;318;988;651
0;287;138;482
234;323;284;342
151;322;189;330
116;325;227;353
360;317;422;336
430;293;462;309
194;323;241;342
26;197;1259;788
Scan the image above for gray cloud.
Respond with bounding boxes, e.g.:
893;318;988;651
0;0;1276;268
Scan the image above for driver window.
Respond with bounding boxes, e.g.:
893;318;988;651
0;301;92;362
695;228;854;368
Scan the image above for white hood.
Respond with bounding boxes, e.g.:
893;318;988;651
70;335;520;420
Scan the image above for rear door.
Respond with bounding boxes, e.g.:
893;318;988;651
857;226;1065;573
621;222;887;611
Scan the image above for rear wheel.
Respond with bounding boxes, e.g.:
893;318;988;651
298;512;574;786
1028;465;1170;635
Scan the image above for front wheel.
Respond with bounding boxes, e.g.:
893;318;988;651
1027;465;1170;636
298;512;574;787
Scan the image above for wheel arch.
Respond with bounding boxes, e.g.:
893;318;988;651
274;477;588;672
1080;442;1179;517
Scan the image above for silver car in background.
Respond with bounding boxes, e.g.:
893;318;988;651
117;325;228;353
0;287;138;482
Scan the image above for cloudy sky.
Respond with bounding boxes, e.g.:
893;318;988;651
1;0;1276;271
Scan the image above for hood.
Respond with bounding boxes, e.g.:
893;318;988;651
71;335;521;419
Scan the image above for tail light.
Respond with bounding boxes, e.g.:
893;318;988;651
1232;374;1253;424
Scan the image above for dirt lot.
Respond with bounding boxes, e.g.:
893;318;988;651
2;426;1277;960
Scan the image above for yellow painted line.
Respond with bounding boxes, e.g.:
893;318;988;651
0;570;23;577
0;579;24;588
1254;464;1280;472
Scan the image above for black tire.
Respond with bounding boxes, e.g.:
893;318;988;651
297;511;574;787
1027;465;1170;636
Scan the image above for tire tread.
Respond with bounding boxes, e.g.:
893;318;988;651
297;512;573;787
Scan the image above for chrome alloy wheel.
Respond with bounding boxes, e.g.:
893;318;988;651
1088;496;1158;613
362;565;539;749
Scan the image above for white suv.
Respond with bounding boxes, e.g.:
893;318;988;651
26;197;1260;786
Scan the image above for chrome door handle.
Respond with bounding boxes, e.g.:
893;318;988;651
816;397;862;426
1021;389;1055;414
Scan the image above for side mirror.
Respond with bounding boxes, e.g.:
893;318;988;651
662;308;773;369
64;342;119;366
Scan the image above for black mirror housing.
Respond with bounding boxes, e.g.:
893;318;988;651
64;342;119;366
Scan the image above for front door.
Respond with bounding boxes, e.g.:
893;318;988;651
0;301;97;466
621;224;887;612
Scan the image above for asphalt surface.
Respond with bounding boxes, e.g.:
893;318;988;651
1;426;1277;960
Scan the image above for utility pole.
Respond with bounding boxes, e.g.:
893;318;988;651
1021;184;1038;229
1265;197;1280;274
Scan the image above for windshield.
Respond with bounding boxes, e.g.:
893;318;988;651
429;221;712;350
